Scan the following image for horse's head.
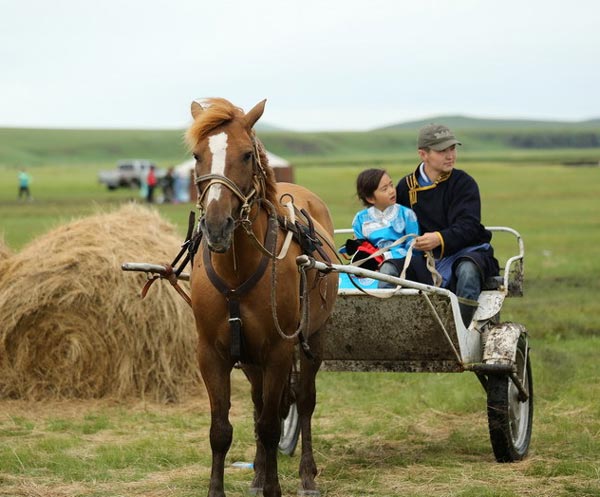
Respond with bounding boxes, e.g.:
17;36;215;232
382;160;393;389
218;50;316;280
185;98;274;253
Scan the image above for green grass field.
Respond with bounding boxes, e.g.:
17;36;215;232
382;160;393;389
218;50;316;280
1;137;599;496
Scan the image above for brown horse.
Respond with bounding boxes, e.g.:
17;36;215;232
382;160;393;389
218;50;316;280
185;98;338;497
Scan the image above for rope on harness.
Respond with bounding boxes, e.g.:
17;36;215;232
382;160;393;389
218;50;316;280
270;256;311;343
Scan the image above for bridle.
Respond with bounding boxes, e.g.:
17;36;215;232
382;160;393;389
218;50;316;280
193;134;294;261
194;134;268;225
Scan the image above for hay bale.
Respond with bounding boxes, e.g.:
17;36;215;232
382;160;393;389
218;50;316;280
0;203;200;401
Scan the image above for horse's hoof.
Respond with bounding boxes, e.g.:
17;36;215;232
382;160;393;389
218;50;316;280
298;490;320;497
248;487;262;496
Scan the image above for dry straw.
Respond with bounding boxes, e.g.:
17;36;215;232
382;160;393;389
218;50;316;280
0;203;201;401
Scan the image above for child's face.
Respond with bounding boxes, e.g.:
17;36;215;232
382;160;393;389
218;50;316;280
366;173;396;210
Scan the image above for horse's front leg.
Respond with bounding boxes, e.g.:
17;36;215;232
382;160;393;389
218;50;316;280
296;344;322;496
199;346;234;497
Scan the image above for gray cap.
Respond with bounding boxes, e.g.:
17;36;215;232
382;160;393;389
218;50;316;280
417;123;462;151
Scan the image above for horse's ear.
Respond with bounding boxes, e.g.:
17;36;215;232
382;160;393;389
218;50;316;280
245;99;267;129
191;101;204;119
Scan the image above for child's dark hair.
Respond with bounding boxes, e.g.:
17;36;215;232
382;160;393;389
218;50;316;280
356;168;387;206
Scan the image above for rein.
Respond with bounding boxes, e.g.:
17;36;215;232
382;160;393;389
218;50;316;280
348;234;442;298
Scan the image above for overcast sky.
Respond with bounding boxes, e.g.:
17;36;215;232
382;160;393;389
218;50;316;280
2;0;599;131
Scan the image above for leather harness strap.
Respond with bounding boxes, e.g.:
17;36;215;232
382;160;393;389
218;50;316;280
277;210;332;266
201;218;278;363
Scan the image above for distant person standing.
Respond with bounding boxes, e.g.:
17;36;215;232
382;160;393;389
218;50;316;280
163;166;175;203
146;165;158;203
18;169;31;200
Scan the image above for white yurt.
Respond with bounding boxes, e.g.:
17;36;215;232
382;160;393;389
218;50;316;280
174;151;293;202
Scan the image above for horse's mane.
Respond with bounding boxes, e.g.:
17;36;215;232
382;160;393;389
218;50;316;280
185;98;277;206
253;138;278;206
185;98;243;145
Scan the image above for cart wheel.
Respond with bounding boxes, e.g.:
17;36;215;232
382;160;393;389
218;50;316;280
278;402;300;456
486;334;533;462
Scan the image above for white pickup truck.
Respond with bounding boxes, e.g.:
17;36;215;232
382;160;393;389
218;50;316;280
98;160;165;190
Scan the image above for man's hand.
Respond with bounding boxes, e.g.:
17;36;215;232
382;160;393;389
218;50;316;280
413;232;442;251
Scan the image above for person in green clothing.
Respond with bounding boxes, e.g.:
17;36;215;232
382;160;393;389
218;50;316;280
18;169;31;200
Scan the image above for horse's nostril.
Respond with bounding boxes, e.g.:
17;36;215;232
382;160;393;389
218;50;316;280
225;217;234;232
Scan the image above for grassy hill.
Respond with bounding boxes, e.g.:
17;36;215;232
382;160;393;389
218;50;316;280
255;122;288;132
1;122;600;170
375;114;600;130
0;128;188;168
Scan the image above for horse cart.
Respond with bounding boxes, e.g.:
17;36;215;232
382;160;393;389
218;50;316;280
278;226;533;463
123;224;532;467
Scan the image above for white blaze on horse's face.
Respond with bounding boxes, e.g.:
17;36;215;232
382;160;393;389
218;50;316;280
206;132;228;206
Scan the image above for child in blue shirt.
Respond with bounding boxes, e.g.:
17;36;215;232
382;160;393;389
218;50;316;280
352;168;432;288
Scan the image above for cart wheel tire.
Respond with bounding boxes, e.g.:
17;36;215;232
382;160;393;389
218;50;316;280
486;334;533;462
278;402;300;456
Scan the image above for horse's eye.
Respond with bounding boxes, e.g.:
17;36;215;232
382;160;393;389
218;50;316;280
243;152;253;163
193;153;200;161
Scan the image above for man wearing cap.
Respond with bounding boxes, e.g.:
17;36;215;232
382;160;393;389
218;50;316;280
395;123;499;326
